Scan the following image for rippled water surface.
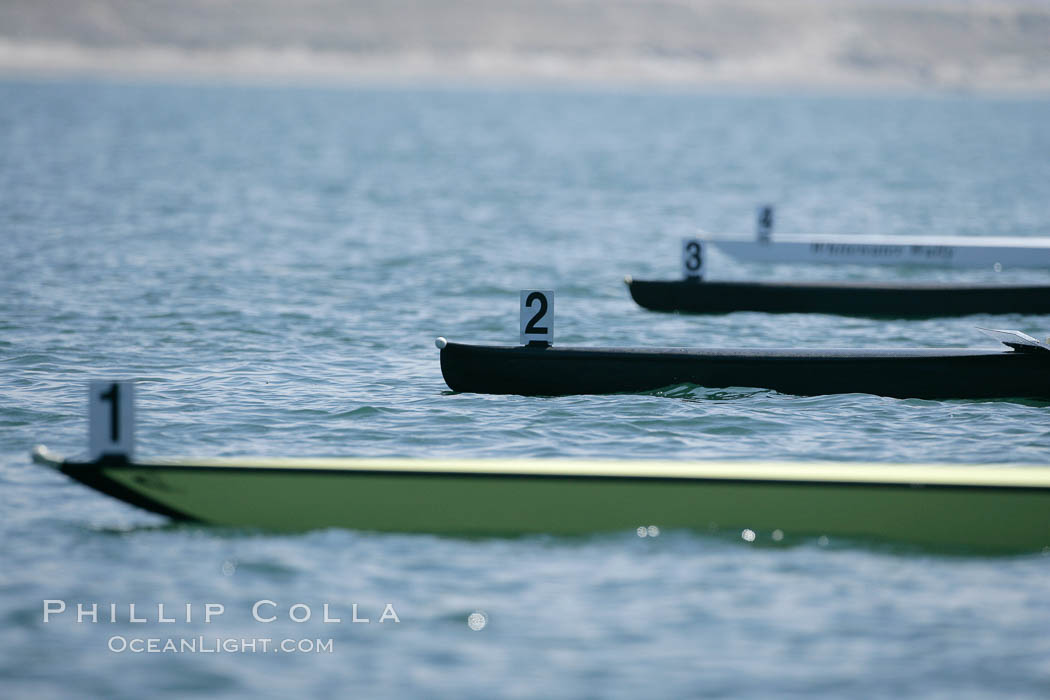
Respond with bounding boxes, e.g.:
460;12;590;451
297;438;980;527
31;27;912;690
2;79;1050;698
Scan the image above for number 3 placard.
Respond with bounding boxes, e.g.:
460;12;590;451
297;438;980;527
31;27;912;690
681;239;706;280
520;290;554;346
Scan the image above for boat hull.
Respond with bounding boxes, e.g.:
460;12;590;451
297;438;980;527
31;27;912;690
31;449;1050;552
439;342;1050;398
626;279;1050;317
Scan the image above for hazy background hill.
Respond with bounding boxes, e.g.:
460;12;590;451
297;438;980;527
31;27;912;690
0;0;1048;91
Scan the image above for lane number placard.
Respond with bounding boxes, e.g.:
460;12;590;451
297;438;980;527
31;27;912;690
89;381;134;461
756;204;774;243
520;290;554;346
681;239;706;280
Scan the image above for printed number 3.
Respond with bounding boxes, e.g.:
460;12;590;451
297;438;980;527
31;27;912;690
685;241;702;272
524;292;548;334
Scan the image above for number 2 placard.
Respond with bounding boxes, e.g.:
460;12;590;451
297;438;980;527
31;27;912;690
520;290;554;346
681;239;705;279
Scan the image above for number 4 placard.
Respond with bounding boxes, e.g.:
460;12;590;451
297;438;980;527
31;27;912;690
520;290;554;346
681;239;706;280
89;381;135;461
756;204;774;243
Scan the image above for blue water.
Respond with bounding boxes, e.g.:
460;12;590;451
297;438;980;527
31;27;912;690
2;79;1050;698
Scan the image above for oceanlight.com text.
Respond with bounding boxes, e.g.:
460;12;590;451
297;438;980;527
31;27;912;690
107;636;334;654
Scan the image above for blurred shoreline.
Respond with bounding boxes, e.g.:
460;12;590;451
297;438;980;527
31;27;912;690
1;0;1049;93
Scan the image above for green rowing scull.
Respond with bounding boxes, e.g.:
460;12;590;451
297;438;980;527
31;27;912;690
32;446;1050;552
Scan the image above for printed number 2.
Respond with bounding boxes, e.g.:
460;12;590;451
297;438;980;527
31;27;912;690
100;383;119;442
524;292;548;334
520;289;554;345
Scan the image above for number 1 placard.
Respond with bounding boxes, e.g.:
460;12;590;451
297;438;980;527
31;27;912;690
89;381;135;461
681;239;706;280
520;290;554;346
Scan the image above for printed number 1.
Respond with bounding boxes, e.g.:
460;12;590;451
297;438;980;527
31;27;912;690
100;383;119;442
524;292;549;334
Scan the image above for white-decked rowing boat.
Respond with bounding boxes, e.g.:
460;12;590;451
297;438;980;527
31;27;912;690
708;232;1050;268
705;206;1050;268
